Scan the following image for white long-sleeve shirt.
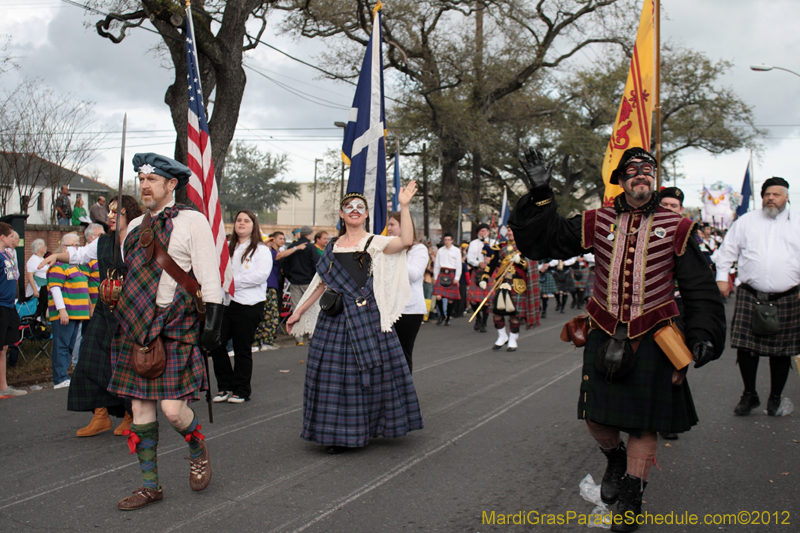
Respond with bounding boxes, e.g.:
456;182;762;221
433;245;461;280
403;243;429;314
466;238;486;268
228;242;272;306
713;208;800;293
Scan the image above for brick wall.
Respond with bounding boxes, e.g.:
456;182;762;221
22;224;89;268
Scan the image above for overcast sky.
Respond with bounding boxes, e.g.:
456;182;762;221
2;0;799;211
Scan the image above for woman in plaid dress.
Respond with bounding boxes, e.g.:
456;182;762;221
288;184;423;454
41;196;142;436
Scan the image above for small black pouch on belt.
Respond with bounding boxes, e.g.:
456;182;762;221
596;324;637;383
752;302;779;336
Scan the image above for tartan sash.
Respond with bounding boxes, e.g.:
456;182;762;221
117;205;197;345
317;239;383;375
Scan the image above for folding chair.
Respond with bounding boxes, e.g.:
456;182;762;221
15;298;52;363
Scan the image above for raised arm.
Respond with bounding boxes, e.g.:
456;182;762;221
383;180;419;255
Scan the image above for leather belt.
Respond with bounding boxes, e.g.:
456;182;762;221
740;283;799;302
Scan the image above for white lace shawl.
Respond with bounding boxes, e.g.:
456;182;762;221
291;234;410;338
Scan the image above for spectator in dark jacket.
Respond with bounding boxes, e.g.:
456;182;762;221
282;226;317;345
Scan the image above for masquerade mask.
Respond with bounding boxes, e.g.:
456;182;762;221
343;201;367;214
622;161;655;180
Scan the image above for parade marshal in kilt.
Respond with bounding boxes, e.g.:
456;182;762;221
714;177;800;417
39;196;143;437
107;153;224;511
432;233;462;326
509;147;726;532
479;228;539;351
466;223;493;332
287;184;423;455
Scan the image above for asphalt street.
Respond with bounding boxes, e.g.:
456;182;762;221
1;299;798;533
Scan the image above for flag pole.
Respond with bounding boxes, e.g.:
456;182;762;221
654;0;662;188
750;150;755;212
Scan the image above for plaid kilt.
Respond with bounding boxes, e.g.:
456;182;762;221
540;271;557;295
492;262;540;329
108;294;205;402
432;269;460;300
301;309;424;447
578;328;698;435
466;273;491;304
67;235;127;416
731;287;800;356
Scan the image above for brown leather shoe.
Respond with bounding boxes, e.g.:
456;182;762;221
114;412;133;436
189;443;212;491
76;408;112;437
117;487;163;511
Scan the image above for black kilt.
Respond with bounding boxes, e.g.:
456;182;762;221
578;328;698;436
731;287;800;356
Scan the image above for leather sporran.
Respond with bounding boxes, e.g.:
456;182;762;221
319;288;344;317
131;336;166;379
560;314;589;347
595;326;637;383
438;273;454;287
752;302;779;336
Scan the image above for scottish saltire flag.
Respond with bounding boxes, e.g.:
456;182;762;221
341;2;387;234
736;157;753;218
391;151;401;212
601;0;656;205
498;187;509;238
185;5;233;295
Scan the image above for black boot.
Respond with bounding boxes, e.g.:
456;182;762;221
559;295;566;313
570;292;577;309
541;298;548;319
473;306;481;330
436;300;445;326
479;311;488;332
610;474;647;532
600;442;627;505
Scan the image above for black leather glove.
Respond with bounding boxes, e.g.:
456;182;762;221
200;302;224;353
518;147;554;192
692;340;714;369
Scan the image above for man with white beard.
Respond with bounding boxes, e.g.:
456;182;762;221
714;177;800;417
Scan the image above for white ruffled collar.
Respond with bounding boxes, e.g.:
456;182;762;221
333;233;373;252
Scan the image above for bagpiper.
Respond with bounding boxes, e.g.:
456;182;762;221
479;228;540;351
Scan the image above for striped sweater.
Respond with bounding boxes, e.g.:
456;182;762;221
79;259;100;307
47;262;90;321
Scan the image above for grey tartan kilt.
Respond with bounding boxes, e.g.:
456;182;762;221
731;287;800;356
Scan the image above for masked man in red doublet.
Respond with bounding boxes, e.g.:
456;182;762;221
509;147;726;532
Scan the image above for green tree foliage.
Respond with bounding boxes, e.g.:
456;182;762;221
219;142;298;219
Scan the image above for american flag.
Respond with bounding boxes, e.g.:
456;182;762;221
184;6;233;295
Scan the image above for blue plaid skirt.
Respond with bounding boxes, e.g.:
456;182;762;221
301;309;424;448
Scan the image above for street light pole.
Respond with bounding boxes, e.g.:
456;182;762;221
750;64;800;79
313;158;321;226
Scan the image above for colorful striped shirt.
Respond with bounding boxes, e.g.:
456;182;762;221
79;259;100;306
47;262;90;321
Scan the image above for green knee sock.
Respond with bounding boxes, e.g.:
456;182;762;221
173;412;205;459
129;421;160;490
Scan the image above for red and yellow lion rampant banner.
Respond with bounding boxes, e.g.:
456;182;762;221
601;0;656;205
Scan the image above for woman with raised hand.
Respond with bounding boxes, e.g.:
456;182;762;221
287;182;424;454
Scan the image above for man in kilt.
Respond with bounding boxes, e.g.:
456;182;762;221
714;177;800;417
466;224;494;332
509;147;726;532
479;228;539;351
432;233;462;326
107;153;224;511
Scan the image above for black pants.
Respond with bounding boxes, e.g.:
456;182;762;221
211;300;265;399
394;314;423;373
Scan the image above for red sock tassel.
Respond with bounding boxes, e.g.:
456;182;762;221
184;424;205;443
123;430;141;454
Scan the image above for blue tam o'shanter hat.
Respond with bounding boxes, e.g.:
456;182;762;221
132;153;192;190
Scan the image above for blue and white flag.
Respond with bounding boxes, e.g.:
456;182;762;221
341;2;387;234
391;151;401;213
736;156;752;218
499;187;509;237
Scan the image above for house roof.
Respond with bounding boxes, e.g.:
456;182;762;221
0;152;112;193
